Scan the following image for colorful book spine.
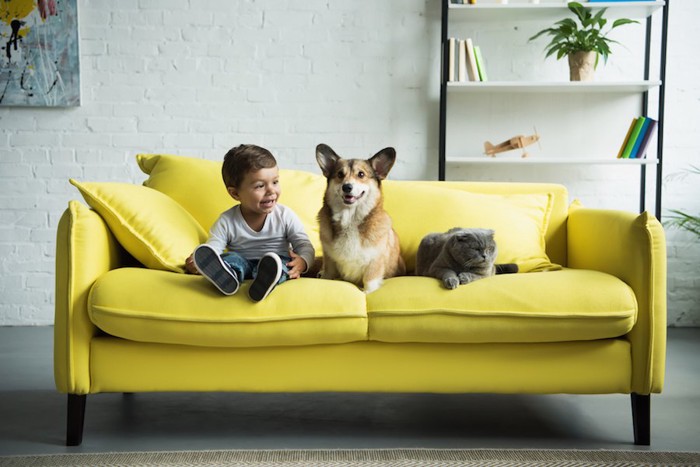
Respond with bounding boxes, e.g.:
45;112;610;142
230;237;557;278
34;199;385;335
633;118;658;159
473;45;487;82
621;116;646;159
617;118;637;159
629;117;652;159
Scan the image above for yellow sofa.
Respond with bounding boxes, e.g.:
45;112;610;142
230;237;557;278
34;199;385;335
54;154;667;446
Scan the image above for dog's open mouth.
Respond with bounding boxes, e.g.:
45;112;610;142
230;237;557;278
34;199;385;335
343;192;365;205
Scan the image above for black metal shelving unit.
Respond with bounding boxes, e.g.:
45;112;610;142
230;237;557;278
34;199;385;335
438;0;669;219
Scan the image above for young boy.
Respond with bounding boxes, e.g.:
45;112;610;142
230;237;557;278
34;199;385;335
185;144;315;301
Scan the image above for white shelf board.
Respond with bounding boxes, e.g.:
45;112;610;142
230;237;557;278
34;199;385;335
446;157;659;165
448;2;665;22
446;81;662;93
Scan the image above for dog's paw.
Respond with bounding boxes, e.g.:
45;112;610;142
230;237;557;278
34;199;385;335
318;270;337;280
363;278;383;294
443;276;459;289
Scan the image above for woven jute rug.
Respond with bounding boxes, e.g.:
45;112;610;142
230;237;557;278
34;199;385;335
1;448;699;467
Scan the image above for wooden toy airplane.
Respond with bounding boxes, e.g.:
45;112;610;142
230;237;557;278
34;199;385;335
484;131;540;158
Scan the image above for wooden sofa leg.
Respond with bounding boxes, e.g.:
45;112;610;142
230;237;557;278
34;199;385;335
66;394;86;446
631;393;650;446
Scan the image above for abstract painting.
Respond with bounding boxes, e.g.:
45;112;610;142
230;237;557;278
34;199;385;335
1;0;80;107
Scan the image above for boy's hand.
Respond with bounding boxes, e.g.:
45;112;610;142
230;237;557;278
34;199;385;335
286;251;307;280
184;254;199;275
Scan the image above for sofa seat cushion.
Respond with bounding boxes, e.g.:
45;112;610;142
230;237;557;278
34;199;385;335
88;268;368;348
367;269;637;344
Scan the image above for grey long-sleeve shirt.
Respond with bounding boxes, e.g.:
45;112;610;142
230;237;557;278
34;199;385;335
205;204;315;271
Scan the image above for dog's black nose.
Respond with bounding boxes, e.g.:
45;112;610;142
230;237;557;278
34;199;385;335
342;183;353;193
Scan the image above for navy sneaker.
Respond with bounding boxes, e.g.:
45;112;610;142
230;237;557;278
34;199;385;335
249;252;283;302
193;244;239;295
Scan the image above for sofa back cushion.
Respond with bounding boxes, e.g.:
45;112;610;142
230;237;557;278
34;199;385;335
383;182;559;273
137;154;230;231
136;154;568;272
416;181;569;268
137;153;325;253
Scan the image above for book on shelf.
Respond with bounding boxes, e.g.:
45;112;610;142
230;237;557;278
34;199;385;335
629;117;651;158
473;45;488;82
620;116;646;159
447;37;481;82
465;38;480;81
453;0;512;3
448;37;456;83
458;39;467;82
616;116;658;160
632;117;658;159
616;118;637;158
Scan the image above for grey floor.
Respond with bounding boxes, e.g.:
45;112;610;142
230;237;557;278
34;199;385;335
0;326;698;456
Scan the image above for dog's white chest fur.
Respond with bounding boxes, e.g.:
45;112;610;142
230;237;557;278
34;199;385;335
328;209;381;284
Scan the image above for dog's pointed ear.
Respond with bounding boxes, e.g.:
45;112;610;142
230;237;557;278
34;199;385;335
316;144;340;178
369;147;396;180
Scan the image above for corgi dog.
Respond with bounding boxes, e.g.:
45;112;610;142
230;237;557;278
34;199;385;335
316;144;405;293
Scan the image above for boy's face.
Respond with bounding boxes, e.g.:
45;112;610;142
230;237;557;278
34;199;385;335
228;166;281;216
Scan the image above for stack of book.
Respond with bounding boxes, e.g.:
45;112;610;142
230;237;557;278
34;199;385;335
447;37;487;82
617;116;658;159
451;0;507;4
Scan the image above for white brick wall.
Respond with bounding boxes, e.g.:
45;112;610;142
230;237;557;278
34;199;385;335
0;0;698;326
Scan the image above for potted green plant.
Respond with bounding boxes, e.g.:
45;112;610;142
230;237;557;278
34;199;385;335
665;166;700;238
529;2;638;81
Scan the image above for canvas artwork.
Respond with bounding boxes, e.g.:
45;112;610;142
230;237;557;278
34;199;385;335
1;0;80;107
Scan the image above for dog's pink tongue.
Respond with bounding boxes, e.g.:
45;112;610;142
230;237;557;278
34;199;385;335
343;195;356;204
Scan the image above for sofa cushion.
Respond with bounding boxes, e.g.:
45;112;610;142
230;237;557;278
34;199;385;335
136;153;325;253
70;180;208;273
383;182;558;273
88;268;368;348
415;181;569;267
137;153;230;230
366;269;636;344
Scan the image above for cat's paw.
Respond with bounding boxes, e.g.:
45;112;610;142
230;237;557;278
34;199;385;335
443;276;459;289
458;272;475;284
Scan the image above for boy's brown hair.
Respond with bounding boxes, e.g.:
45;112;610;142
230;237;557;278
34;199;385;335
222;144;277;188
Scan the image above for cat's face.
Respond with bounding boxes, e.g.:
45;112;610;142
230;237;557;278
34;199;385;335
447;229;497;268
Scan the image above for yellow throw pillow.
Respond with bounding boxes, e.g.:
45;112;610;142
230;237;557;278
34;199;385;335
137;153;232;232
383;182;559;273
136;153;325;253
70;180;208;273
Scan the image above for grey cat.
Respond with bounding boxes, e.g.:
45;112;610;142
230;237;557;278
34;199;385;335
415;227;518;289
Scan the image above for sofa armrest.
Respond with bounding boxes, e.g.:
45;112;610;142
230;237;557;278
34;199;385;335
54;201;127;394
567;206;667;394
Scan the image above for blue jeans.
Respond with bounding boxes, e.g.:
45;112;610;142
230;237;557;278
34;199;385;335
221;252;290;285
